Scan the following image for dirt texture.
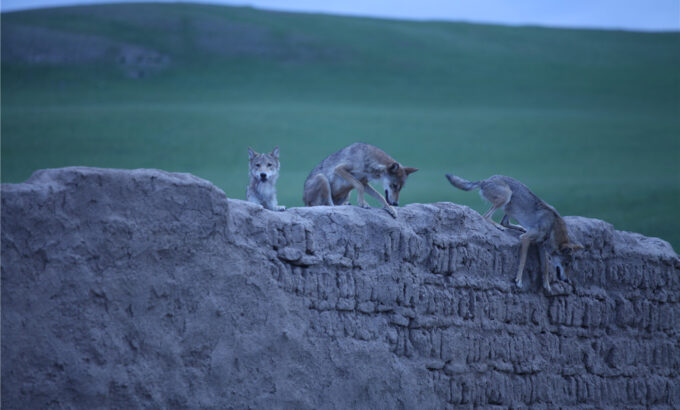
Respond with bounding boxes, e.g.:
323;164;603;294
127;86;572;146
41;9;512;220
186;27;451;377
2;167;678;408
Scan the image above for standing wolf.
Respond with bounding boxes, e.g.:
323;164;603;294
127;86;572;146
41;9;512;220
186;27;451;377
446;174;582;291
246;147;285;211
303;143;418;218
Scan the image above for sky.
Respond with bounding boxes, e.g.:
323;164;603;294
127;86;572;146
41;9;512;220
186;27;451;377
1;0;679;31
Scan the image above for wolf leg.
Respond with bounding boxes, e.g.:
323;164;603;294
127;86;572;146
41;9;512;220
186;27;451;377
515;232;538;288
269;196;286;211
304;174;333;206
482;204;507;230
246;187;257;205
500;214;526;232
334;192;350;206
538;244;552;291
262;196;281;211
334;166;368;208
482;203;501;220
481;182;512;230
365;184;397;218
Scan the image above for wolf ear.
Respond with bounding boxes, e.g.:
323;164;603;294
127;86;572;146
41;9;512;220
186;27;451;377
404;167;418;176
389;162;400;174
248;147;257;160
271;146;279;158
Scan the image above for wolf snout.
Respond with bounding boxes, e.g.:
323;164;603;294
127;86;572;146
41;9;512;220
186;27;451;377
260;173;267;181
385;189;398;206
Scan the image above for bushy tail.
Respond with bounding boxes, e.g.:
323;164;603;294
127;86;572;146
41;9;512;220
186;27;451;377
445;174;481;191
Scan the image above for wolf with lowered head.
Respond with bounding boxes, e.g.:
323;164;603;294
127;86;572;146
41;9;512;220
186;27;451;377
446;174;582;291
303;143;418;218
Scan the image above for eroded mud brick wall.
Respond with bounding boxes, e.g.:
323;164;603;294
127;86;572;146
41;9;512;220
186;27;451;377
2;167;679;408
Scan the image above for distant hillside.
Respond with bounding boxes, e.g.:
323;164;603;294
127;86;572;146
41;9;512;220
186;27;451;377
2;3;679;249
3;3;678;107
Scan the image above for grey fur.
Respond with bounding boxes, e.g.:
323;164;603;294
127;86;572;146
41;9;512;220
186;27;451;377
303;143;417;218
446;173;582;291
246;147;285;211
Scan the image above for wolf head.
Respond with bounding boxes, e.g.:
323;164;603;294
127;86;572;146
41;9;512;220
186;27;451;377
382;162;418;206
549;218;583;281
248;147;280;183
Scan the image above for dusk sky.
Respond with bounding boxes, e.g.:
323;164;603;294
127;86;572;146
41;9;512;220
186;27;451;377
1;0;679;31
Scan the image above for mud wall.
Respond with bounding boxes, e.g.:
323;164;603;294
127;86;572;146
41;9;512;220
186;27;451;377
2;167;678;408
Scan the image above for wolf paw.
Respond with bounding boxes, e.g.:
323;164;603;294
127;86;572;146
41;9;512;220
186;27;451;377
275;206;286;211
384;206;398;218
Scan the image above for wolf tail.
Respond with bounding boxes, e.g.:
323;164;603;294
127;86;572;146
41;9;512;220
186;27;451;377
445;174;481;191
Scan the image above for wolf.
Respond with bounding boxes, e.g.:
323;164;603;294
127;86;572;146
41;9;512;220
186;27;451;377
446;174;582;291
246;147;285;211
303;143;418;218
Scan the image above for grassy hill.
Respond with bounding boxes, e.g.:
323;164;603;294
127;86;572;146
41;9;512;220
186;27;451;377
2;3;679;250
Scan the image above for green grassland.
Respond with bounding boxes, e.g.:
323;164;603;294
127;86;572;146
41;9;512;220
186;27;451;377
2;3;679;250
